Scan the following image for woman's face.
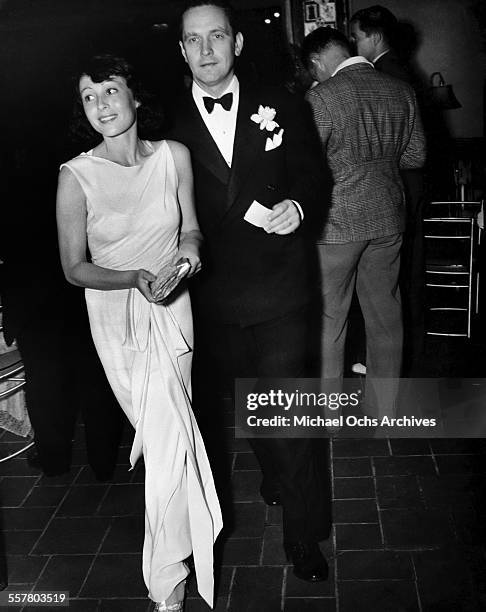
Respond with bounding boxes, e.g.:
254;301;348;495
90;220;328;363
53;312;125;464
79;74;139;137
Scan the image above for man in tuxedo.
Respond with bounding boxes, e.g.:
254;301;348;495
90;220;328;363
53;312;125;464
169;0;331;582
302;27;426;417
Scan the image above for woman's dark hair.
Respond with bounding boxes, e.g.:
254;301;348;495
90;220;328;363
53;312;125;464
69;54;164;146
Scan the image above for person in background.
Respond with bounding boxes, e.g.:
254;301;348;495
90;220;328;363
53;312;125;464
302;27;426;418
349;4;412;83
56;54;222;611
169;0;331;583
350;5;426;374
0;146;123;481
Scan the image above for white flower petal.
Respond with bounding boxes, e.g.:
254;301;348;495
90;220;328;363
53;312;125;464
251;105;278;129
264;107;277;121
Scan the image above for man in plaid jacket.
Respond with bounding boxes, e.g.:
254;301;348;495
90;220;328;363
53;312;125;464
302;27;426;417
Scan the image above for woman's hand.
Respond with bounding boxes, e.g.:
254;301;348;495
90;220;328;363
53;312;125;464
175;244;201;278
134;269;157;302
167;141;203;279
176;229;203;277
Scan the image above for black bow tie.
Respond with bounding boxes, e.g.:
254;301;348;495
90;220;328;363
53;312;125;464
203;92;233;113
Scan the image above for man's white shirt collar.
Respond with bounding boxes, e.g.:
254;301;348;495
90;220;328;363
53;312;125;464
192;75;239;112
331;56;374;77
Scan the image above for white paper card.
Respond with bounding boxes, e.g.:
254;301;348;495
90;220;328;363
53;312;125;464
244;200;272;228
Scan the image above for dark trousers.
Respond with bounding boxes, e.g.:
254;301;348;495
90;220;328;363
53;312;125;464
400;170;426;373
193;307;332;545
16;308;123;477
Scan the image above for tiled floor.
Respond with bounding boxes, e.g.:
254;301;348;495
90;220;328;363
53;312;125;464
1;412;485;611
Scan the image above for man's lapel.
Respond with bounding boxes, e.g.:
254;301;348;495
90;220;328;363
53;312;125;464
227;86;265;208
179;93;231;186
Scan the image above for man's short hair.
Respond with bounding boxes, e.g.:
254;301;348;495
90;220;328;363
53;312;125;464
350;5;398;46
179;0;239;39
301;27;352;70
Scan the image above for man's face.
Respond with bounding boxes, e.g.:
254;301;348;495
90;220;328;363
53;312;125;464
180;4;243;96
349;22;376;61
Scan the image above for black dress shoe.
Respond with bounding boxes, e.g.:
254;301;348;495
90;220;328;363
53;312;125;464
27;450;70;477
26;450;42;470
92;468;115;483
260;480;281;506
260;489;281;506
284;541;328;582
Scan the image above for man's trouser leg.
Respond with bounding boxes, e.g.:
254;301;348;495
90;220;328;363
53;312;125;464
356;233;403;418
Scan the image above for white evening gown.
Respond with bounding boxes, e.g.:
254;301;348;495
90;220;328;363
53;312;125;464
61;140;222;606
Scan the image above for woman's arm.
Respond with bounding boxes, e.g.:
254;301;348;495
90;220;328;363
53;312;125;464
167;141;202;278
56;166;156;301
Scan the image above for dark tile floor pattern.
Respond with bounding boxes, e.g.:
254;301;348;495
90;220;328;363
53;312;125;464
1;422;485;611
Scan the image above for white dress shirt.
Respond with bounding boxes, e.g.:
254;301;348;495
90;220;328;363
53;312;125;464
192;75;304;222
192;76;240;167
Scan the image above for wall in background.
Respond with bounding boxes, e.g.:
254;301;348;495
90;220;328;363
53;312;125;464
2;0;484;140
349;0;486;139
0;1;292;166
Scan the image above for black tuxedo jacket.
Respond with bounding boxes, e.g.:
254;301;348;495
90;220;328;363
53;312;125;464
374;51;412;85
168;82;322;326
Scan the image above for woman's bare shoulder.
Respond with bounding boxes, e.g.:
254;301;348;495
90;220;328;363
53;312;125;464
58;164;82;188
163;139;190;158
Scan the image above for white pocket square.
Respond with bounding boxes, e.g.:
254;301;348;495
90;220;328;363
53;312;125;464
265;128;284;151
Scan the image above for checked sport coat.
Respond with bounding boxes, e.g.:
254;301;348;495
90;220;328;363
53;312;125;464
306;61;426;243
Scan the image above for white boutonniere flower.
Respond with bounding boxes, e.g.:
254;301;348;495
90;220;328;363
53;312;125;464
250;105;279;131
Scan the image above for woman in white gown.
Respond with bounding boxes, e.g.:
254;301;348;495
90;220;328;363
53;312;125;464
56;55;222;611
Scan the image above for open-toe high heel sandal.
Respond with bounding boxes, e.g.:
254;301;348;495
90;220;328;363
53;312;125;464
154;579;186;611
154;602;184;611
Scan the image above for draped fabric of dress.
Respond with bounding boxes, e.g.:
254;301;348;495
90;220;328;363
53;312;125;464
61;141;222;606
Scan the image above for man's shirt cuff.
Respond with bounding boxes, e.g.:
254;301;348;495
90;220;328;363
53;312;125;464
291;200;304;221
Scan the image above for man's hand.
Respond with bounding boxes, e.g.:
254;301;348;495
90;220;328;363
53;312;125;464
263;199;301;235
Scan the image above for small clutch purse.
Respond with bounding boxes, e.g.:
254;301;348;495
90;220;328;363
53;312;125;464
150;258;191;303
